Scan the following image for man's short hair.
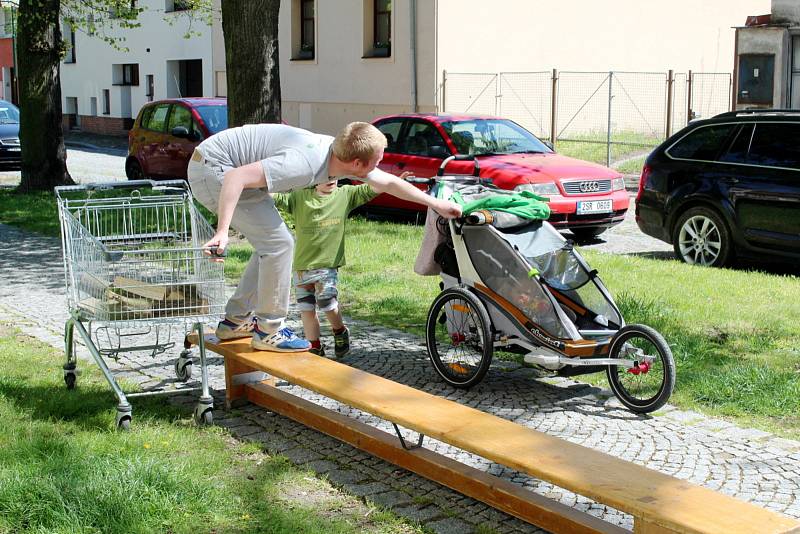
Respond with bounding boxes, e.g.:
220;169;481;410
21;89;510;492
332;122;387;163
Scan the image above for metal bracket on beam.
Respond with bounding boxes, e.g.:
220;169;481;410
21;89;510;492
392;423;425;450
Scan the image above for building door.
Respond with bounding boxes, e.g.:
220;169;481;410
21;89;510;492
180;59;202;97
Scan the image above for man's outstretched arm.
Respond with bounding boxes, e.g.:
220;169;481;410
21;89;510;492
366;168;462;218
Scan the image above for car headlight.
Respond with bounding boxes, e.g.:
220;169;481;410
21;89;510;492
612;177;626;191
515;182;559;196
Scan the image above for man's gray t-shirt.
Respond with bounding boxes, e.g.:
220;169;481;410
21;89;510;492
198;124;334;193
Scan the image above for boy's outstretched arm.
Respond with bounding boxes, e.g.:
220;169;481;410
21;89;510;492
366;168;462;218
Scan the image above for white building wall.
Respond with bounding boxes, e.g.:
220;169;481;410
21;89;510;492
436;0;770;74
60;0;213;130
276;0;437;135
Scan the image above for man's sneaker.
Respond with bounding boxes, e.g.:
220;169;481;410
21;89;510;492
251;326;311;352
333;327;350;358
309;345;326;357
215;317;255;340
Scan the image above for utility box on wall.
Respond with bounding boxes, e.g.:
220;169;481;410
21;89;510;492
738;54;775;105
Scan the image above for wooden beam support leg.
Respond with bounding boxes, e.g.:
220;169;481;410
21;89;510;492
246;381;627;534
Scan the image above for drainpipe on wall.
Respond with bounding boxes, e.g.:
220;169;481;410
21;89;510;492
409;0;418;112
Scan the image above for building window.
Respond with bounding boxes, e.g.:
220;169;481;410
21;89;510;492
3;7;15;37
146;74;154;101
64;26;76;63
112;63;139;86
297;0;314;59
373;0;391;56
102;89;110;115
122;64;139;85
90;97;98;116
165;0;190;12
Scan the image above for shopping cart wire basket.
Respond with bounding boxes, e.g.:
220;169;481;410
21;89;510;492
56;180;225;429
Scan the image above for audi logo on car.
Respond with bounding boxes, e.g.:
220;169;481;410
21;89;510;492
579;181;601;193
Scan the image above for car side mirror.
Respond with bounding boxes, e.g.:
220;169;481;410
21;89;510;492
171;126;190;138
428;145;450;158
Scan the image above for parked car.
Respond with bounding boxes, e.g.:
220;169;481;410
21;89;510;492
126;97;228;180
366;113;628;238
636;109;800;268
0;99;21;166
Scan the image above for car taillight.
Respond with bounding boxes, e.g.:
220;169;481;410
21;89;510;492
635;164;651;204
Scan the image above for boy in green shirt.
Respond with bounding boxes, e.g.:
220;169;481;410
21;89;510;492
273;178;388;357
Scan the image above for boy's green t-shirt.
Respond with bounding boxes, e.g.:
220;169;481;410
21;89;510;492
273;183;378;270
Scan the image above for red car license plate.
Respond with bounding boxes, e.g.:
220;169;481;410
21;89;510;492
576;200;612;215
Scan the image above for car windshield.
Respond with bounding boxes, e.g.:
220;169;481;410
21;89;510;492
195;105;228;134
0;102;20;124
440;119;552;156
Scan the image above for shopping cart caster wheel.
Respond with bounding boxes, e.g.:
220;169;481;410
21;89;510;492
64;370;77;390
115;411;132;431
195;408;213;425
174;357;193;382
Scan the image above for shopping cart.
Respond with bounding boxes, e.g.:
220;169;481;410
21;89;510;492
56;180;226;429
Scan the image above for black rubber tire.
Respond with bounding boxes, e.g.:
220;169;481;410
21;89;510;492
672;207;733;267
125;158;145;181
425;287;493;388
570;226;606;240
64;372;76;390
196;409;213;425
117;416;131;431
174;359;193;382
606;324;675;414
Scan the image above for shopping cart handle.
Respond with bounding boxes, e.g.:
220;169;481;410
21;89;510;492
406;177;436;185
55;180;188;195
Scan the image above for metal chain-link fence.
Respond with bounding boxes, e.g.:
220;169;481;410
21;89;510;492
443;69;732;174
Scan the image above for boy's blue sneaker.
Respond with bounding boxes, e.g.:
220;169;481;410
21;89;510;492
251;326;311;352
215;316;255;340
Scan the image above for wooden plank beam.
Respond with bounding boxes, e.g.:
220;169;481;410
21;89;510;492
246;381;626;534
193;334;800;534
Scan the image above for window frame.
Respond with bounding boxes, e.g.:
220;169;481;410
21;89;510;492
399;119;449;158
372;0;391;57
102;89;110;115
299;0;315;59
666;120;800;173
141;103;171;132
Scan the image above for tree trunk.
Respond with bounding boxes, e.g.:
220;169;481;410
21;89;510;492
221;0;281;127
17;0;73;192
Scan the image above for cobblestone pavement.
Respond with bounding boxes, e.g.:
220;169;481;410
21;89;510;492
2;222;800;533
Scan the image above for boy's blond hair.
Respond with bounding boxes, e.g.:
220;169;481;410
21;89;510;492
332;122;387;163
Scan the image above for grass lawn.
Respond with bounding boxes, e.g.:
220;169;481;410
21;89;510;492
555;130;657;174
3;189;800;439
0;324;419;534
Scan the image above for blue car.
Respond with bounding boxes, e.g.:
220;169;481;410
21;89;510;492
0;99;20;166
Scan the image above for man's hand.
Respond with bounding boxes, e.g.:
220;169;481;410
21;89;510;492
202;231;229;262
432;199;462;219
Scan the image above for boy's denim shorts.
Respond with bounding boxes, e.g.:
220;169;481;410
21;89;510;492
293;268;338;312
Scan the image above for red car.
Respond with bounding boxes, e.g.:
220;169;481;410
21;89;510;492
369;114;628;238
126;97;228;181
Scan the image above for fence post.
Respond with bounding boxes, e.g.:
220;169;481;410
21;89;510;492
687;70;693;125
665;69;674;139
550;69;558;146
606;71;613;167
496;73;501;116
441;70;447;112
